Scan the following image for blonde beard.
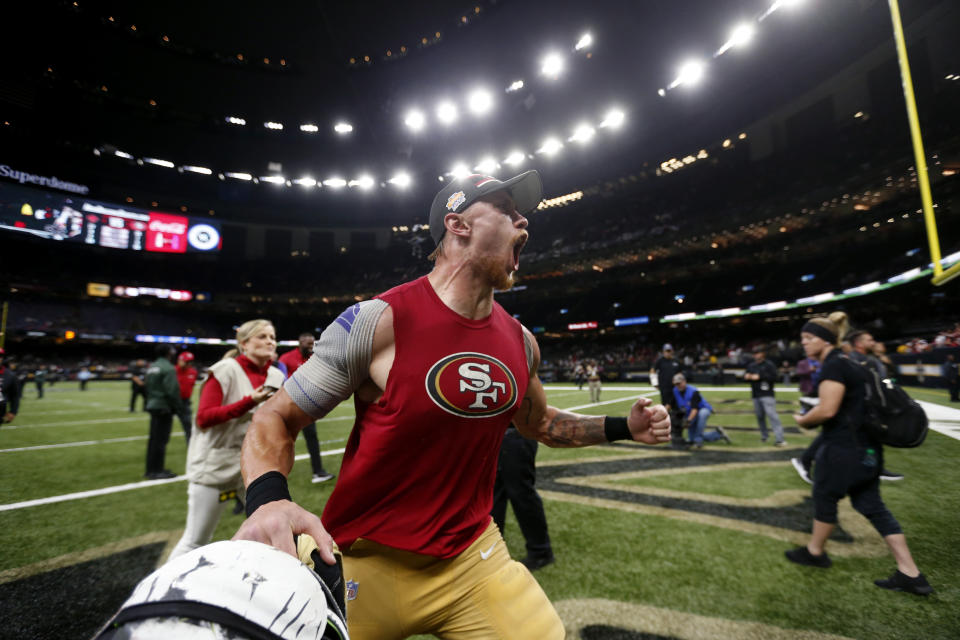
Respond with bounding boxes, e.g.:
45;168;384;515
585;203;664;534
473;254;516;291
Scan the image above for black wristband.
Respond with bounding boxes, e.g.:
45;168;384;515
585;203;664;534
244;471;291;518
604;416;632;442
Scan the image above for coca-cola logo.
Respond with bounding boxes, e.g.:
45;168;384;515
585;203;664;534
148;220;187;234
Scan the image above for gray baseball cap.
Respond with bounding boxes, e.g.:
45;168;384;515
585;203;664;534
428;171;542;246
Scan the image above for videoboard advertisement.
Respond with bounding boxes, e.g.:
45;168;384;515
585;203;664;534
0;179;221;253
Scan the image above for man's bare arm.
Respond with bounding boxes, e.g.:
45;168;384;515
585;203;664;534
240;388;314;483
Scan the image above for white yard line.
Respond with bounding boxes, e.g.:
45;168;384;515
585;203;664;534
0;434;177;453
2;417;145;430
16;408;132;417
543;385;798;393
918;401;960;442
0;434;348;454
565;391;659;412
0;448;346;512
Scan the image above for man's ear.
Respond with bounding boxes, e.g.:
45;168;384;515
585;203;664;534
445;212;471;239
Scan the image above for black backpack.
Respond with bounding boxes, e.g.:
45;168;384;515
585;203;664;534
853;359;929;448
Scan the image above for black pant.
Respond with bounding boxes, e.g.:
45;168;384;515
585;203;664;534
302;422;325;475
130;385;147;411
35;382;44;398
146;409;173;474
949;379;959;402
492;427;552;559
801;433;824;468
176;398;192;444
812;442;901;536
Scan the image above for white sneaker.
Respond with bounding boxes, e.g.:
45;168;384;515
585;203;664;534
312;471;335;484
791;458;812;485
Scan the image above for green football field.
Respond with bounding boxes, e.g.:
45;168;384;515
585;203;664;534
1;381;958;639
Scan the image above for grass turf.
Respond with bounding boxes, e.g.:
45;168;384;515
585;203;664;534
1;381;958;639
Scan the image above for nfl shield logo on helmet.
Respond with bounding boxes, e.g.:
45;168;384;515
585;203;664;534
346;579;359;601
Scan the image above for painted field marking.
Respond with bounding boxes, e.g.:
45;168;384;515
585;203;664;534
565;391;659;412
2;417;145;430
0;434;174;453
16;407;132;417
0;448;346;512
543;385;799;393
918;400;960;442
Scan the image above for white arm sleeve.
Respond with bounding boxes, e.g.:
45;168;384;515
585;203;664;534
284;299;389;419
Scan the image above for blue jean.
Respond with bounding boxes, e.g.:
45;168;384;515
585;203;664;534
688;409;724;444
753;396;784;443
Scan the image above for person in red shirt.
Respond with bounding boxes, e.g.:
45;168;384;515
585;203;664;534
233;172;672;639
278;333;334;483
175;351;199;444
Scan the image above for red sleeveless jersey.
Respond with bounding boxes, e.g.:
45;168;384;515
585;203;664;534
321;276;530;558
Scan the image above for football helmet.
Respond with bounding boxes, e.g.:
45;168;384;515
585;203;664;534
94;539;348;639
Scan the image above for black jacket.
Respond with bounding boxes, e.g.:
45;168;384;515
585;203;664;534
1;368;21;414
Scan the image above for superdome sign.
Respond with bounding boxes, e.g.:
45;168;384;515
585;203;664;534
0;163;89;194
0;181;221;253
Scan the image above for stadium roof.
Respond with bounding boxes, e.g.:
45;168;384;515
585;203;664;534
1;0;950;223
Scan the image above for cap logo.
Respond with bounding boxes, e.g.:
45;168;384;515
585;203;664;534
425;352;518;418
446;191;466;212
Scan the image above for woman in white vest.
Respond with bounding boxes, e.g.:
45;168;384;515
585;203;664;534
168;319;285;560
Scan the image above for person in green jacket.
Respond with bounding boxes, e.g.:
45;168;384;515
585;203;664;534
144;345;183;479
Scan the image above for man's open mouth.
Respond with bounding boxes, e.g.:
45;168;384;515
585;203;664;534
512;233;528;270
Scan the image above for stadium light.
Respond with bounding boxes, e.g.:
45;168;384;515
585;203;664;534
334;122;354;134
225;116;246;126
114;150;133;159
349;175;375;189
670;60;706;89
404;109;426;132
504;150;526;166
224;171;252;180
599;108;625;129
570;123;595;143
475;156;499;174
541;52;564;78
468;88;494;115
717;23;755;55
436;101;458;125
143;157;174;168
260;175;286;185
323;177;347;188
449;163;470;179
575;33;593;51
506;80;524;92
183;165;213;175
538;137;563;156
299;123;319;133
388;172;411;188
293;176;317;187
264;121;284;130
763;0;806;19
730;23;756;47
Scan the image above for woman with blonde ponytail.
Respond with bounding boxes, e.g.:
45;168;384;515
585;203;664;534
786;313;932;595
168;319;285;560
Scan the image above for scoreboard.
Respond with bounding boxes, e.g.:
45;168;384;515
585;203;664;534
0;182;221;253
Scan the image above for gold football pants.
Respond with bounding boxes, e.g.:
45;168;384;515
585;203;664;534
342;520;564;639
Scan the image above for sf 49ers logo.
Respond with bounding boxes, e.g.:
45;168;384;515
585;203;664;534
425;352;518;418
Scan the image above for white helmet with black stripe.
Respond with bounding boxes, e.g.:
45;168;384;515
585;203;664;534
94;539;348;640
